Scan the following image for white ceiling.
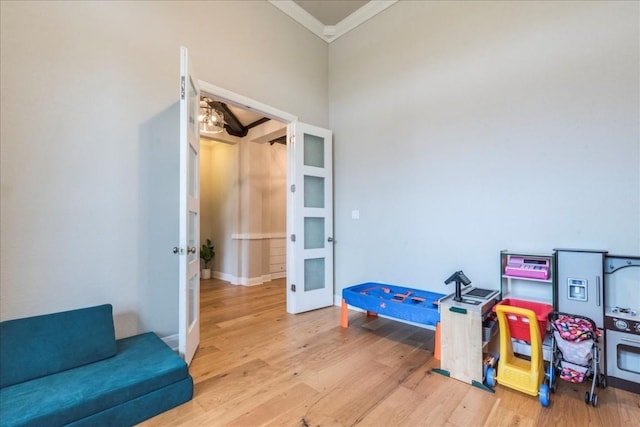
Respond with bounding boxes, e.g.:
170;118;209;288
293;0;368;25
269;0;397;43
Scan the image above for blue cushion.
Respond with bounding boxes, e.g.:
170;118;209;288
0;304;116;388
66;377;193;427
0;332;191;427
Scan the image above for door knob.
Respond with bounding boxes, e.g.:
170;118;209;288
327;237;334;242
187;246;196;254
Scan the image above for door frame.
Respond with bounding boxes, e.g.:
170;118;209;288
198;80;299;311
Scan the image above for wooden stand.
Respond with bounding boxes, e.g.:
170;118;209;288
438;293;498;390
441;304;484;383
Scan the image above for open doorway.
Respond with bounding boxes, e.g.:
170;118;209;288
194;79;334;318
179;51;333;364
198;101;288;289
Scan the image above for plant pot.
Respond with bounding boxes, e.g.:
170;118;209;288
201;269;211;280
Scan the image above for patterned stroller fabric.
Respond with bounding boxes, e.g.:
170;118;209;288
552;315;600;383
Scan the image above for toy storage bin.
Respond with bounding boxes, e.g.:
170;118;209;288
493;298;553;342
482;318;497;343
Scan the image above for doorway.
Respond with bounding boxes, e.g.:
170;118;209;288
194;80;335;316
198;109;288;288
179;50;332;364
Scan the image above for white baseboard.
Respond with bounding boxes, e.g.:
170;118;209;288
239;275;269;286
213;271;284;286
270;271;286;280
231;233;287;240
161;334;179;351
334;293;342;307
214;271;235;283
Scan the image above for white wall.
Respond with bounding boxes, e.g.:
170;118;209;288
268;143;287;234
329;1;640;296
234;121;287;284
2;0;638;338
199;139;239;276
0;1;327;337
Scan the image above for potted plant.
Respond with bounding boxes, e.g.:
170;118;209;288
200;238;215;280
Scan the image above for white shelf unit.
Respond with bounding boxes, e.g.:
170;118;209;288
500;250;556;307
499;250;556;362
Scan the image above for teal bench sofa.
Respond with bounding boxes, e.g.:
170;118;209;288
0;304;193;427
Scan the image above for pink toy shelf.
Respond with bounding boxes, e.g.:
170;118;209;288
504;256;550;280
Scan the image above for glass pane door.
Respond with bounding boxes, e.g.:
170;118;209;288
288;123;333;314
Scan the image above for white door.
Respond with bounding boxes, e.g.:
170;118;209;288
178;47;200;364
287;122;334;314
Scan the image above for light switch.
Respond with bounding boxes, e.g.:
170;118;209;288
351;210;360;220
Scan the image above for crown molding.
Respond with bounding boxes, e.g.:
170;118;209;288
269;1;326;41
268;0;397;43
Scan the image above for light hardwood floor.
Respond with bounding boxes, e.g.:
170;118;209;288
141;278;640;426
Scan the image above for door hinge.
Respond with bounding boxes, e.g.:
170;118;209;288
291;284;296;292
290;184;296;193
180;76;185;100
290;135;295;145
290;234;296;242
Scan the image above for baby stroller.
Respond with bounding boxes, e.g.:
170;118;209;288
547;312;607;406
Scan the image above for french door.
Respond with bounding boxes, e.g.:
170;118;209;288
178;47;200;364
287;122;334;313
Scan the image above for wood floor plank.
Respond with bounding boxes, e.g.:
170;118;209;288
355;385;427;426
225;382;319;427
403;371;471;425
446;386;497;426
139;399;206;426
301;358;399;425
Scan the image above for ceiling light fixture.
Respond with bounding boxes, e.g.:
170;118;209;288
199;98;225;134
